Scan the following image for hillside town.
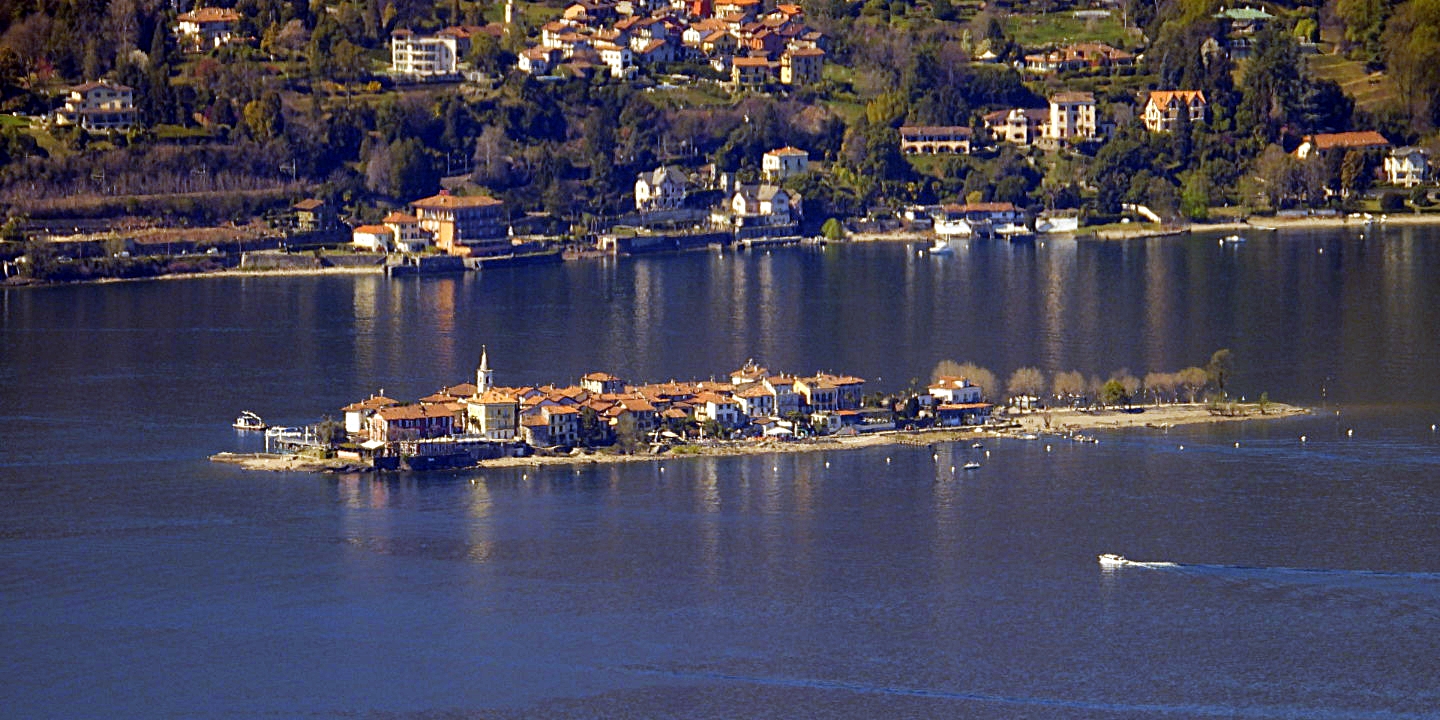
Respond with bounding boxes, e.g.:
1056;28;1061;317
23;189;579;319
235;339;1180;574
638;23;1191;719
8;0;1440;282
320;350;992;469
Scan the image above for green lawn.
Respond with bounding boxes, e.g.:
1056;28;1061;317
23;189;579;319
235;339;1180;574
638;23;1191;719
0;114;30;129
1005;11;1140;50
1306;52;1398;115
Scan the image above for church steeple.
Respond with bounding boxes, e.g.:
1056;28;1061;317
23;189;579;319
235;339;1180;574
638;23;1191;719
476;346;493;393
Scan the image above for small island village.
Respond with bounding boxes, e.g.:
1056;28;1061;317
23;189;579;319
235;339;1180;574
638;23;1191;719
220;347;1301;472
268;349;993;470
5;0;1440;283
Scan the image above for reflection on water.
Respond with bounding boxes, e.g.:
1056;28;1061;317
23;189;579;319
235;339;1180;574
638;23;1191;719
4;231;1440;717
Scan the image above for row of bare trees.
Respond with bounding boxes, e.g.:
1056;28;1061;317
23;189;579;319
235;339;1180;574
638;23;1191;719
931;350;1236;408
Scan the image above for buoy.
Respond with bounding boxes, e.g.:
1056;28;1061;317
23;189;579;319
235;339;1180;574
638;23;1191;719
659;467;665;473
1318;247;1324;254
985;450;991;457
1347;429;1354;437
1046;445;1052;452
773;466;778;471
1300;435;1308;443
933;453;939;461
1234;442;1240;448
824;461;830;468
950;466;955;472
886;457;891;464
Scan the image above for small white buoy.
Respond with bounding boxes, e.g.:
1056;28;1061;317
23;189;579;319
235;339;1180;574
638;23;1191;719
1300;435;1308;443
659;467;665;473
1234;442;1241;448
1347;429;1354;437
933;453;939;461
824;461;830;468
1046;445;1052;452
522;473;527;479
950;466;955;472
1432;423;1437;432
773;466;778;471
470;478;476;484
985;450;991;457
1318;247;1324;254
885;457;891;464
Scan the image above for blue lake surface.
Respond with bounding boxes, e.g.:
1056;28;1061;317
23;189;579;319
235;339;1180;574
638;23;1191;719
3;229;1440;718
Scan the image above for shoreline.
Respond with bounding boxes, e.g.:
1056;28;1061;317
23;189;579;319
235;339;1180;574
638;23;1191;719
9;211;1440;288
211;402;1309;474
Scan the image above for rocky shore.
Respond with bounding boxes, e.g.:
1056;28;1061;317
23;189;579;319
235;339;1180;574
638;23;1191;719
210;402;1308;474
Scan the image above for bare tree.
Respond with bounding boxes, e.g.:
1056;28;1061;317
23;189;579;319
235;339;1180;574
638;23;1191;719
1177;366;1208;403
1052;370;1085;405
1006;366;1047;402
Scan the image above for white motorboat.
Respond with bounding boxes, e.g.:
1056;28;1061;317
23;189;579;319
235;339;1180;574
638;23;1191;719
970;442;984;449
1019;433;1039;440
1097;553;1127;567
1220;234;1245;244
929;238;954;254
232;411;266;431
962;462;981;470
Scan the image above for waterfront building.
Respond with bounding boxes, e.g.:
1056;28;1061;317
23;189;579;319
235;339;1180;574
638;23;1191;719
410;191;508;256
351;225;394;252
368;404;458;442
54;81;135;133
467;390;520;439
382;211;432;254
342;393;399;436
929;376;983;404
635;166;688;212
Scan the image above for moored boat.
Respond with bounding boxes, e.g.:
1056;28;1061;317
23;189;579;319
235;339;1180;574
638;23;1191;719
232;411;266;431
962;462;981;470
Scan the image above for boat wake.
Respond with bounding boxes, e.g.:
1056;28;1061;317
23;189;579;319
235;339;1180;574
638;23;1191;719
1101;555;1440;585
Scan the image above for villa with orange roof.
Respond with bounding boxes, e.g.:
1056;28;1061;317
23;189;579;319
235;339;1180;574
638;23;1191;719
410;191;508;256
175;6;241;51
1143;90;1207;133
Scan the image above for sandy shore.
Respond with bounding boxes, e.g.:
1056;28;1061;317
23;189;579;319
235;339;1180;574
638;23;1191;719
211;403;1308;474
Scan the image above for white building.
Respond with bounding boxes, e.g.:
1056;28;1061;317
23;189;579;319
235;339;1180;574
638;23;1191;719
1047;91;1097;141
762;147;809;181
722;184;800;227
383;211;433;253
635;166;688;211
1385;147;1429;187
175;6;240;51
391;30;459;77
594;41;634;78
352;224;393;252
928;376;983;404
54;81;135;132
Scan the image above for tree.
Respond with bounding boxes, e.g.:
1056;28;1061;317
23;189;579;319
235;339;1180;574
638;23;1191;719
821;217;844;240
1006;367;1046;402
1177;366;1209;402
1205;348;1234;395
1052;370;1085;404
365;137;439;200
1101;379;1129;407
243;91;284;140
1180;169;1211;220
1340;149;1371;197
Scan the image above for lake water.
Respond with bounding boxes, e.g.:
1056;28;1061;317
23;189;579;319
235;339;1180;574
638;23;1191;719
4;229;1440;718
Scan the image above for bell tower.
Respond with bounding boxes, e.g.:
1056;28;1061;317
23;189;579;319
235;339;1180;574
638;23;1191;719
476;346;494;393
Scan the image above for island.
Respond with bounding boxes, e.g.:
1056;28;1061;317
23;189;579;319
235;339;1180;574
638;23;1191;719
212;349;1308;474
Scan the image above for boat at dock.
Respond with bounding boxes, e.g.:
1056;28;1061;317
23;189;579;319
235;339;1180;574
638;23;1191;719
929;238;954;255
232;411;266;431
